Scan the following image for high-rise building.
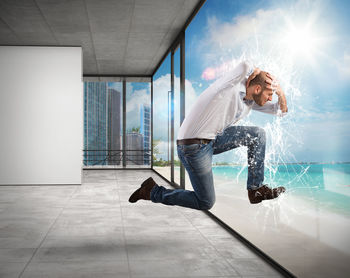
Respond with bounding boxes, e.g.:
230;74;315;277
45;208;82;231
108;88;121;165
126;132;143;165
84;82;108;165
140;104;151;165
84;83;122;166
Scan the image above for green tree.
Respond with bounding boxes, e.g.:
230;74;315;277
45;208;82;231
152;139;160;162
128;126;140;133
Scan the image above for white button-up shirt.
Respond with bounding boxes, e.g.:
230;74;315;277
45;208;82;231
177;61;280;140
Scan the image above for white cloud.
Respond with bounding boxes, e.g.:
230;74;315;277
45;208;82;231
206;8;282;50
201;60;240;80
196;8;285;70
124;83;151;130
337;51;350;79
126;88;150;114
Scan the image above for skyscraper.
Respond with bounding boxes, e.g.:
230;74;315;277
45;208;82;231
84;82;108;165
140;104;151;165
84;83;122;166
126;132;143;165
108;88;121;165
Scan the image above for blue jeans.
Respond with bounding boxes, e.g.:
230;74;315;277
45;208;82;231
151;126;266;210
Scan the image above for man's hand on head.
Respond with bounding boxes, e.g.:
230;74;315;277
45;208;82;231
265;72;284;96
265;72;288;113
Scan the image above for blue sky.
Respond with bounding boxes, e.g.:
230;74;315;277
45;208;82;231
152;0;350;163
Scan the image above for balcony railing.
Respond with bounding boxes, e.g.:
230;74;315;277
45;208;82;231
83;149;151;167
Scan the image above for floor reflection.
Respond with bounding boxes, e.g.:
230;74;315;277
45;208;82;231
211;177;350;278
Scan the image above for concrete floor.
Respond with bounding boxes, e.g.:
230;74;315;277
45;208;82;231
0;170;284;278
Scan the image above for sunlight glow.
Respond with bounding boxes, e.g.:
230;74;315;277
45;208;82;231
284;26;318;54
281;17;324;64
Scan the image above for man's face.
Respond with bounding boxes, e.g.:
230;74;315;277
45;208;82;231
253;87;273;106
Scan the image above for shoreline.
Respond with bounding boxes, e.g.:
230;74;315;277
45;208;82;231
157;166;350;216
211;162;350;166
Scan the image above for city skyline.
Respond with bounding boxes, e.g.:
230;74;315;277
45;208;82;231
84;81;151;166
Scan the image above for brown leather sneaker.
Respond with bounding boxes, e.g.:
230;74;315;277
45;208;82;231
248;184;286;204
128;177;156;203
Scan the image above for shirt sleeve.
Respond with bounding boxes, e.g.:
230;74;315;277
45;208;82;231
216;61;254;90
252;101;279;115
252;101;287;117
244;61;255;79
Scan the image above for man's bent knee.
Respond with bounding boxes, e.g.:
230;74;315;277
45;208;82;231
198;198;215;210
254;127;266;142
255;126;265;136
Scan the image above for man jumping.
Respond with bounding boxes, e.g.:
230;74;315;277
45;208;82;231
129;61;288;209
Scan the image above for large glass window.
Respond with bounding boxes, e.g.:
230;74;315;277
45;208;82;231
184;0;350;277
126;81;151;167
174;48;181;185
84;82;123;167
153;54;171;180
84;79;151;168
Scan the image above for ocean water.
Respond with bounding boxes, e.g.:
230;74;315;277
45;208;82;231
212;163;350;216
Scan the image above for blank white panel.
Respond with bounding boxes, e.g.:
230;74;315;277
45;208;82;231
0;46;82;184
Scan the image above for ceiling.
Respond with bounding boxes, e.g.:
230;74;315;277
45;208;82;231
0;0;202;78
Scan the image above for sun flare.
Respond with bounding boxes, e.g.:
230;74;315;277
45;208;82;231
284;25;320;60
279;14;327;66
284;26;318;55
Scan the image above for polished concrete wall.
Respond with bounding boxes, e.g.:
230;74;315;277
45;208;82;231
0;46;82;185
